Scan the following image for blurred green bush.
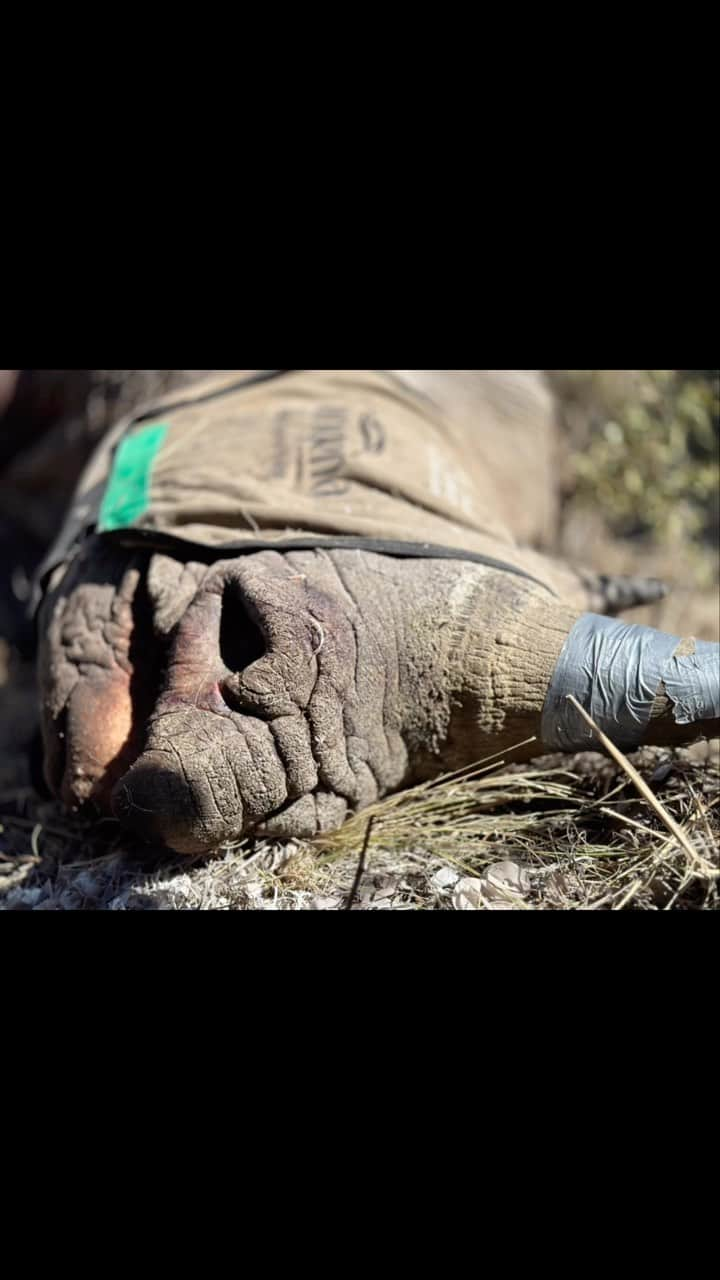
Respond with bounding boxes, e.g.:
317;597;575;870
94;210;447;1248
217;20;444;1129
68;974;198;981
552;370;719;550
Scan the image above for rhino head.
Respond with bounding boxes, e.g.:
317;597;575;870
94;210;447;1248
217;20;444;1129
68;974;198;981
35;370;719;855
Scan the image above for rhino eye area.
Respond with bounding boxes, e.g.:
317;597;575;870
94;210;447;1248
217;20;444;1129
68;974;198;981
219;583;266;676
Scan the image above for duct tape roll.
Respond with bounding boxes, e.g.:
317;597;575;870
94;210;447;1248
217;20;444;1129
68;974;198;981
542;613;720;752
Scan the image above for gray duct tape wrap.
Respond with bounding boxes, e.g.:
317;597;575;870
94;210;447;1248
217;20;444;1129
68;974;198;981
542;613;720;752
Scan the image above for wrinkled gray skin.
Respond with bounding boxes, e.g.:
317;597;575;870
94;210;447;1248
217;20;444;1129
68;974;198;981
36;371;719;856
39;540;583;853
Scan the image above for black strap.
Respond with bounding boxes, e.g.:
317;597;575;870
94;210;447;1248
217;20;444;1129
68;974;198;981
95;528;557;595
131;370;295;424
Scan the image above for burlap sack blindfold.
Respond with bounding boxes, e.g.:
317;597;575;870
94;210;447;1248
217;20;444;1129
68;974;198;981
37;370;559;600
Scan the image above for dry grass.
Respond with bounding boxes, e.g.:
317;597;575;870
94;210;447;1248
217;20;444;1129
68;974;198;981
2;736;717;910
299;742;719;912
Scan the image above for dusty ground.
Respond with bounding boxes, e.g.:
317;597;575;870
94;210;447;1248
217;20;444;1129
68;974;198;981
1;370;718;910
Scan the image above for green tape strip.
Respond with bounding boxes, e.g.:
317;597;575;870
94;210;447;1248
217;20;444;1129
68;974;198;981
97;422;169;532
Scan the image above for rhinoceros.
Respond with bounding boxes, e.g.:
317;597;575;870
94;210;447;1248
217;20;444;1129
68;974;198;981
29;370;719;855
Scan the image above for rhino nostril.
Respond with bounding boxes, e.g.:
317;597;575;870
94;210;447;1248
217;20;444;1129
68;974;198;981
219;582;266;679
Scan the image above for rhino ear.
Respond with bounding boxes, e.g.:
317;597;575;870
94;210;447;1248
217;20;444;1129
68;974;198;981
577;570;668;616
